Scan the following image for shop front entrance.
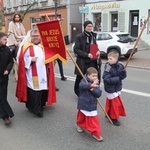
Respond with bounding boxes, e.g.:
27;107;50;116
71;23;82;43
130;11;139;37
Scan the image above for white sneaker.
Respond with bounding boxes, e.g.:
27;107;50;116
92;135;103;142
76;124;84;133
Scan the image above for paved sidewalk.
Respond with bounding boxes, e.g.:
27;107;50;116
66;43;150;70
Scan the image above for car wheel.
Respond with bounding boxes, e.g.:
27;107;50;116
124;54;133;58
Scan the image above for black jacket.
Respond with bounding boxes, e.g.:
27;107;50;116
0;45;13;77
74;31;101;76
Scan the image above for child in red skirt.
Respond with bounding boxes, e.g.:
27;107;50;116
103;50;127;126
76;67;103;142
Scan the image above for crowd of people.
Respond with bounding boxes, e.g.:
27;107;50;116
0;13;127;142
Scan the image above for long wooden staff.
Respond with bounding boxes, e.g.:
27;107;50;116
124;13;150;70
67;50;113;125
45;15;113;124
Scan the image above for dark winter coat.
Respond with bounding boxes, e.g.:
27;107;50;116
102;61;127;93
77;75;102;111
74;31;101;77
0;45;14;119
0;45;13;77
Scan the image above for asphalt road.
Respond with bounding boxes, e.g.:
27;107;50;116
0;55;150;150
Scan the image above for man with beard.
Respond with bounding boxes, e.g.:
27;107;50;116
0;32;14;125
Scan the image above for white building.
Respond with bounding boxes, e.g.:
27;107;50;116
84;0;150;45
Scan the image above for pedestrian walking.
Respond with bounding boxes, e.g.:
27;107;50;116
103;50;127;126
0;32;14;125
56;59;67;81
73;20;101;97
16;29;56;117
76;67;103;142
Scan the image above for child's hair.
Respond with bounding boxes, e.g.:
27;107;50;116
87;67;98;75
108;50;119;59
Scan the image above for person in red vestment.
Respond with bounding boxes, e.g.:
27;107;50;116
76;67;103;142
103;50;127;126
16;29;56;117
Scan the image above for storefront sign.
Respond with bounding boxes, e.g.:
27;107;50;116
91;3;120;10
79;6;89;14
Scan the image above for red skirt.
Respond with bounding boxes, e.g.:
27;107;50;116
76;110;101;138
105;95;126;119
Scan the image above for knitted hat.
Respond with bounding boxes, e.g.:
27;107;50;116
83;20;93;29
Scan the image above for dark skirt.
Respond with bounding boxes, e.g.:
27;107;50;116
26;87;48;114
0;76;14;119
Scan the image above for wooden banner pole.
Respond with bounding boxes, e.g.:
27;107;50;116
66;49;113;125
124;13;150;70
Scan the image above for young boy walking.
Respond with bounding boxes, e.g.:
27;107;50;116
76;67;103;142
103;50;127;126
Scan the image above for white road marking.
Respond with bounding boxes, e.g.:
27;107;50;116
55;73;150;98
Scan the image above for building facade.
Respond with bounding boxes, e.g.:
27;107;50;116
0;0;5;31
4;0;69;37
84;0;150;45
3;0;84;43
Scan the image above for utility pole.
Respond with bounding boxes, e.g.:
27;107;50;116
53;0;58;19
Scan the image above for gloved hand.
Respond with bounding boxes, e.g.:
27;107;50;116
119;70;126;80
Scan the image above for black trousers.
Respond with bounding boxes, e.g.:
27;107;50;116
74;59;102;97
26;87;48;114
0;76;14;119
57;59;64;77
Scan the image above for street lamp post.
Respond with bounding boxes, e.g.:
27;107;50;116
53;0;58;19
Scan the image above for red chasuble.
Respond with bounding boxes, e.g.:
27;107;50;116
16;42;56;105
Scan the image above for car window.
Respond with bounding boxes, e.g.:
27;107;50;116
117;34;134;42
96;33;112;40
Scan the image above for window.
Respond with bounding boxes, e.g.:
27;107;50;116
111;13;118;32
14;0;18;7
96;34;112;40
7;0;11;7
30;0;36;3
93;13;101;32
21;0;27;5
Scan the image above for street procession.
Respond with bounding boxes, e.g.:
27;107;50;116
0;0;150;150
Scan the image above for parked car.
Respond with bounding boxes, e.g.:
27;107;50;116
72;31;137;58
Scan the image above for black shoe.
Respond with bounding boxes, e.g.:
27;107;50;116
55;87;59;91
61;76;67;81
37;112;43;118
3;118;11;125
111;119;120;126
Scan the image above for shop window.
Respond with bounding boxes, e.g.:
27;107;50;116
31;17;42;29
93;13;101;32
111;13;118;32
